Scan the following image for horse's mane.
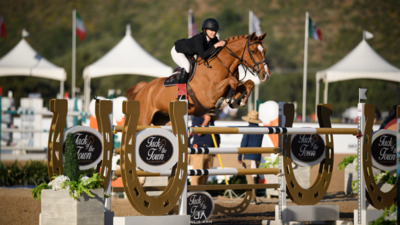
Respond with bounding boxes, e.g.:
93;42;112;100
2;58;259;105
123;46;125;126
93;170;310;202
198;34;258;63
224;35;248;42
197;35;249;63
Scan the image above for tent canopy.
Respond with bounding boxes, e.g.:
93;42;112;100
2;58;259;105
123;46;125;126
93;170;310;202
83;24;172;110
316;38;400;105
83;24;172;79
0;38;67;81
0;36;66;95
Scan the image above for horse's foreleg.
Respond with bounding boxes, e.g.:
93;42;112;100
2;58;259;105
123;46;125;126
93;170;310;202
233;80;255;107
137;107;153;125
213;76;238;103
136;99;157;126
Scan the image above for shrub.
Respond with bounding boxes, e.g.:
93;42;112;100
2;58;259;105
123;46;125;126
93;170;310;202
0;160;48;187
22;161;49;186
63;133;80;182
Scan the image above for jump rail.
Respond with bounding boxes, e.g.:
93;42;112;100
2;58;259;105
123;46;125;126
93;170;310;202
114;168;279;177
190;126;359;135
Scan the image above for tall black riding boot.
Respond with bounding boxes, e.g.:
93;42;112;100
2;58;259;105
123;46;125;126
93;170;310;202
178;69;189;84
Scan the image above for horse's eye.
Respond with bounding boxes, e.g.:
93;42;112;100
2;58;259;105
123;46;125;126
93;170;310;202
252;50;257;54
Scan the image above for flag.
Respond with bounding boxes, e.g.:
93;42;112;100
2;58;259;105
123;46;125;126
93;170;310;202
363;30;374;40
359;88;367;100
0;16;6;38
250;11;262;36
76;12;86;41
308;17;322;41
188;9;197;38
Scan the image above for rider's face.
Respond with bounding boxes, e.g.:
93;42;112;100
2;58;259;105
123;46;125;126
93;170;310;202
206;29;217;39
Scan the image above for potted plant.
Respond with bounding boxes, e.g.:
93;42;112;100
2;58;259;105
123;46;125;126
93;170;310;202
32;133;105;225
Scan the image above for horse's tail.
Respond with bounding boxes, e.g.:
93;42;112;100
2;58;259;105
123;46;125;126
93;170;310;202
126;81;147;100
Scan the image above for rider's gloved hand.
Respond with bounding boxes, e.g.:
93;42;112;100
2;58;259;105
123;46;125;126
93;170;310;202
214;40;226;48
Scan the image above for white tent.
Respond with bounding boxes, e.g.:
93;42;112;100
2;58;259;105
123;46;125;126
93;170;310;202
0;35;66;96
315;38;400;106
83;24;172;110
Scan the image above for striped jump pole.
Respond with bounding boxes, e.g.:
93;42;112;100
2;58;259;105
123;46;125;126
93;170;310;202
115;125;359;136
190;126;359;135
188;147;279;154
115;167;279;177
115;145;279;155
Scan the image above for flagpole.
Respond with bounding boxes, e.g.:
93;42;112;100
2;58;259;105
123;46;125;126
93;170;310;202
72;9;76;100
188;9;191;38
248;10;254;112
302;12;309;122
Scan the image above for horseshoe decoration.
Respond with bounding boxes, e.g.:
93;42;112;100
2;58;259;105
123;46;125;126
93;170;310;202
95;100;114;190
362;104;397;209
120;100;188;215
47;99;68;179
214;190;252;214
283;104;334;205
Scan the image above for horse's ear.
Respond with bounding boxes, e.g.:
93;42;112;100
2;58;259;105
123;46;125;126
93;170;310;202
259;33;267;41
248;32;256;40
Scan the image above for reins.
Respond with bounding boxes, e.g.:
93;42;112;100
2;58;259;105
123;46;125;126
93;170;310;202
197;35;267;81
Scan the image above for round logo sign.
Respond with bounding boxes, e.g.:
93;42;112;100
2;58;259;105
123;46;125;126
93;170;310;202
63;126;103;170
138;135;173;165
290;134;325;167
187;191;214;222
135;128;178;173
371;129;396;171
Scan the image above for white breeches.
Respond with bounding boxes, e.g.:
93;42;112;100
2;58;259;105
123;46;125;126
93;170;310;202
171;46;190;72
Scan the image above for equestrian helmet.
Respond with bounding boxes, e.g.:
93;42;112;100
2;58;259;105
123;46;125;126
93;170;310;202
202;18;219;32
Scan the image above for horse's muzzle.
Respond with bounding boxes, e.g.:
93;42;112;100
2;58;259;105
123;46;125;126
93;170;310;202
259;62;271;82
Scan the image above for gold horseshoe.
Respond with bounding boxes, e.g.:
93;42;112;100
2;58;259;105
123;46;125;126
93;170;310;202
47;99;111;190
362;104;397;209
283;104;334;205
47;99;68;179
214;190;252;214
120;100;188;215
95;100;114;190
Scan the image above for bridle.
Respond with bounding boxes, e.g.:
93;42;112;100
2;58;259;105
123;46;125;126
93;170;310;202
199;35;268;81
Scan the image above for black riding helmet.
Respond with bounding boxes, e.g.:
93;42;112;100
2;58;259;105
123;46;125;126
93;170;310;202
201;18;219;32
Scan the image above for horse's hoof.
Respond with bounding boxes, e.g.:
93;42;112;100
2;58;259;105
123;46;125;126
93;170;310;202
215;97;225;108
229;101;241;109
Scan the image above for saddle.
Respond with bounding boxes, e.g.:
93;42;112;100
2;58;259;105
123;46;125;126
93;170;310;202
163;56;197;87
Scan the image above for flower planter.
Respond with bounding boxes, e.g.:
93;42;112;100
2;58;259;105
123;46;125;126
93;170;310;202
40;188;104;225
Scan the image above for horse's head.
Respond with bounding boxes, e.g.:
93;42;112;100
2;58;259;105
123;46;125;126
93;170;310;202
223;33;271;82
242;32;271;82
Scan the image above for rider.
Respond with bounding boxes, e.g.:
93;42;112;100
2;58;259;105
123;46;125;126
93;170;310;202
170;18;226;84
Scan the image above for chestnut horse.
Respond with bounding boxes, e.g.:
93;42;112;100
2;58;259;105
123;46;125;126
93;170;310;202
127;32;270;125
